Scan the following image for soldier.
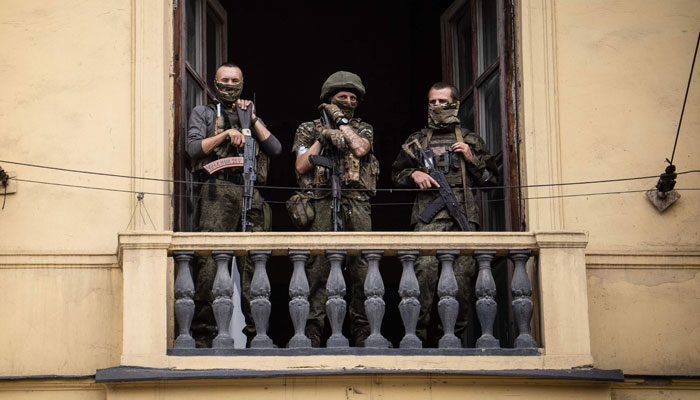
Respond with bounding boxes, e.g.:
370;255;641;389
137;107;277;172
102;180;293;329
391;82;498;347
290;71;380;347
186;62;281;347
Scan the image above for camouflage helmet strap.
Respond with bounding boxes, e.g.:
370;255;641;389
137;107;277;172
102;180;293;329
454;126;470;221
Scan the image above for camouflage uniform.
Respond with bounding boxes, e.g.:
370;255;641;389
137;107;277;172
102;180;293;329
292;118;379;347
391;126;497;346
186;104;274;347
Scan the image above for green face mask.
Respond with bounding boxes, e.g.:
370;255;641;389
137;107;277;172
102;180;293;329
427;100;460;130
214;80;243;107
330;98;357;119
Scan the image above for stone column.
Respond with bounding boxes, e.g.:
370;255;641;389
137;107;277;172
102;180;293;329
249;250;273;348
287;250;311;348
325;250;349;348
362;250;389;348
474;250;499;348
510;250;537;349
397;250;421;349
437;250;461;348
173;251;195;349
211;251;234;348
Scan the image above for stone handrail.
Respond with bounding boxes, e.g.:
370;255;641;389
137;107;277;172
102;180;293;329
118;231;593;371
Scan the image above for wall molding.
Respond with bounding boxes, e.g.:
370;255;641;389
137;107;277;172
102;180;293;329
586;251;700;269
0;254;118;269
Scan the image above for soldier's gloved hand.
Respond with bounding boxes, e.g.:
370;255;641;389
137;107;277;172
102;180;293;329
318;103;345;126
319;127;346;150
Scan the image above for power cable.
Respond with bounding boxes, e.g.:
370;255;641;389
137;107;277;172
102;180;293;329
1;159;699;193
9;176;700;205
669;29;699;165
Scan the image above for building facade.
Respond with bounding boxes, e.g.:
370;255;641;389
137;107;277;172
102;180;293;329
0;1;699;399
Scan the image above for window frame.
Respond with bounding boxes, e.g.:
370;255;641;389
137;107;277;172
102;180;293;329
173;0;228;232
440;0;522;233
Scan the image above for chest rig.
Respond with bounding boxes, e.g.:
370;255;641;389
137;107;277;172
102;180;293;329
193;104;268;184
310;119;378;196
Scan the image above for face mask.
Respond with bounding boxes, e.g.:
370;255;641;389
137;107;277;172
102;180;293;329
214;80;243;107
427;100;460;130
330;98;357;119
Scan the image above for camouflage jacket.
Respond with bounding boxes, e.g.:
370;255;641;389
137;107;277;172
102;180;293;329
292;118;378;201
186;104;270;184
391;127;498;226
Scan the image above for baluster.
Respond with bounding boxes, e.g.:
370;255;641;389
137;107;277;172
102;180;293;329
436;250;461;348
173;251;195;348
510;250;537;349
474;250;499;348
249;250;273;348
397;250;421;348
362;250;389;348
325;250;349;348
211;251;234;348
287;250;311;348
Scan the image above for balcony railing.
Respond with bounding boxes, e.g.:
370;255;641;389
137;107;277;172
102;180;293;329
118;231;593;372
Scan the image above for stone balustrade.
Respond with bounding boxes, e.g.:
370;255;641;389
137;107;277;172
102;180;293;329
118;231;593;369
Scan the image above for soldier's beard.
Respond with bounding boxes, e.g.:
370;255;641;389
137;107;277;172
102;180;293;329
331;98;357;119
427;101;460;130
214;80;243;107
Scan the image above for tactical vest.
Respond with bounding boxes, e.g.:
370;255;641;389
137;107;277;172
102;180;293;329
192;104;269;184
298;119;379;198
426;130;467;187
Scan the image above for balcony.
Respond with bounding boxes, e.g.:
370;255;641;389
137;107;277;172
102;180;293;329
112;231;594;376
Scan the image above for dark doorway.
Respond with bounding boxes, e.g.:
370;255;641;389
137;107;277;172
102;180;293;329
222;0;454;233
219;0;454;347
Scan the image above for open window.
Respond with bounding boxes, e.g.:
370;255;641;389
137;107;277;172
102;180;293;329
172;0;524;348
174;0;228;232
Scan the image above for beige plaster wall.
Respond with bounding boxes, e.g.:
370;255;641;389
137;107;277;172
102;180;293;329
0;379;104;400
552;0;700;251
103;376;611;400
0;257;122;376
0;0;172;254
586;254;700;375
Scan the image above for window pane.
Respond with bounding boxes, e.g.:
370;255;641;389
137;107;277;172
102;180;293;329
185;75;204;123
206;6;224;89
477;0;498;73
478;72;504;231
459;94;475;132
455;5;473;92
186;0;202;73
478;72;501;155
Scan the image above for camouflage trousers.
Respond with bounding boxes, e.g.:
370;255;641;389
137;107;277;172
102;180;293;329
305;195;371;347
192;179;269;348
413;217;477;347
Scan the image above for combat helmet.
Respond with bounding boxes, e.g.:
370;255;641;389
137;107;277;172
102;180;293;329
320;71;366;102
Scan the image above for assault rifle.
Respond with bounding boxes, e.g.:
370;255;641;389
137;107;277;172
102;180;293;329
308;109;344;232
237;105;256;232
410;139;471;231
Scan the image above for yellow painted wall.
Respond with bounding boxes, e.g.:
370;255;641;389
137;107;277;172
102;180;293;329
553;0;700;252
0;1;135;254
544;0;700;377
587;256;700;375
0;257;122;376
0;379;104;400
102;376;612;400
0;0;170;379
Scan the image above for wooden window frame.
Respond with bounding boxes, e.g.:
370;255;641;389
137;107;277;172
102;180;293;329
440;0;522;233
173;0;227;232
